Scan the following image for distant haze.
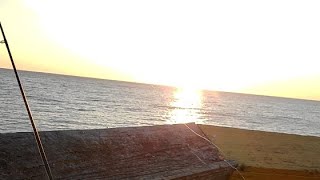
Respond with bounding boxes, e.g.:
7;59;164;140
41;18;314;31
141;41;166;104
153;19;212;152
1;0;319;100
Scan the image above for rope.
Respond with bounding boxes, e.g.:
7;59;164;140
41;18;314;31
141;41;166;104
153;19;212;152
184;123;245;180
0;22;54;180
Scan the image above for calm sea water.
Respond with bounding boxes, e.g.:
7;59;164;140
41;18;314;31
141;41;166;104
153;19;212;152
1;68;319;137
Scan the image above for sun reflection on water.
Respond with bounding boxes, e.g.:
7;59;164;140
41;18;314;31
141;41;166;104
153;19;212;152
167;88;204;124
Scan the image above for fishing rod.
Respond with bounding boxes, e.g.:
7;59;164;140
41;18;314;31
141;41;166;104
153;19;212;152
0;22;53;180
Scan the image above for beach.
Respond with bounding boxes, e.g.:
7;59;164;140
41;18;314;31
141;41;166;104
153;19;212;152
199;125;320;179
1;69;320;179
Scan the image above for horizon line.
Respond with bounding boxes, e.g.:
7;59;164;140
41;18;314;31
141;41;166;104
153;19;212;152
1;67;319;103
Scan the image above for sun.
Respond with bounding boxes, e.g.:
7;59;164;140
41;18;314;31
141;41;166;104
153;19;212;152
24;0;267;93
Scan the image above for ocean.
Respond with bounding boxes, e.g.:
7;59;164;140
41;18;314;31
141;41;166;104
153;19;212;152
1;68;319;137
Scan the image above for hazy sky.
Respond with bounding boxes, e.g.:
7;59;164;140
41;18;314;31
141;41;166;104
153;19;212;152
1;0;320;100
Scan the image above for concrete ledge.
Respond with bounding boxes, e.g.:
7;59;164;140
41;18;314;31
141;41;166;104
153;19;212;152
0;124;236;179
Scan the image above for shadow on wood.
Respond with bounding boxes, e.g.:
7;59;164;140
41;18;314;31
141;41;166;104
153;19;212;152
0;123;236;179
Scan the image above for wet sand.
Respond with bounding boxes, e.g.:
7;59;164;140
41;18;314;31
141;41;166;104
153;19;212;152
199;125;320;180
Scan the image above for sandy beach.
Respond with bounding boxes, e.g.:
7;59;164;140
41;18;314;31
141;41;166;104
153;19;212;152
199;125;320;179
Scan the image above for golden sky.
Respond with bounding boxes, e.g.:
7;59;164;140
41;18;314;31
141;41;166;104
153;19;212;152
1;0;320;101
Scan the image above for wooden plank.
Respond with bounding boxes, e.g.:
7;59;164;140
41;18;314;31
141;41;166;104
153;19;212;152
0;123;236;179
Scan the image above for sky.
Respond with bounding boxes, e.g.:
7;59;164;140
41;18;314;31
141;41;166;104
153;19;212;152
0;0;320;100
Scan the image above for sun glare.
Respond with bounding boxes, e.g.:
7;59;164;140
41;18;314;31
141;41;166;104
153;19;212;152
167;88;204;124
16;0;320;100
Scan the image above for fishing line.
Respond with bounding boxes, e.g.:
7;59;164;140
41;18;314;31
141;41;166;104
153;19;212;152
184;123;246;180
0;22;53;180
